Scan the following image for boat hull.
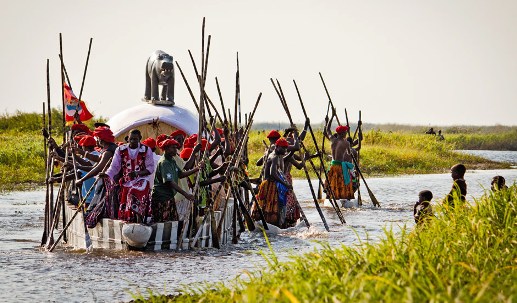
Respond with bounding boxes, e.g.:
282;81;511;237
64;200;235;250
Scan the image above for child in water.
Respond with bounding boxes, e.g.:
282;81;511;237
414;190;433;225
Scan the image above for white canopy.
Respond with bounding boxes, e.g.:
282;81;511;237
106;103;198;141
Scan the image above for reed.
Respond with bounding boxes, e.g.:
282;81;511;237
135;185;517;302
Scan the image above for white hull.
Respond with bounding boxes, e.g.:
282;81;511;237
63;199;235;251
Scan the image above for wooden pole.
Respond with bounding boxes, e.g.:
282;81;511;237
319;72;341;125
293;80;347;223
215;77;227;122
175;61;199;113
59;33;66;142
73;38;93;120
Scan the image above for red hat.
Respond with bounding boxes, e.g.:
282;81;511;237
336;125;349;134
142;137;156;149
158;139;180;150
200;138;211;152
267;130;281;139
170;129;187;138
156;134;168;145
275;138;289;147
93;126;115;143
183;134;198;148
180;147;193;160
73;134;86;143
79;135;96;147
71;124;92;135
216;128;224;135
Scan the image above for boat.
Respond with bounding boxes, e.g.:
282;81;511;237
60;101;237;251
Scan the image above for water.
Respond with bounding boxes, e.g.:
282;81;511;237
1;151;516;303
456;149;517;165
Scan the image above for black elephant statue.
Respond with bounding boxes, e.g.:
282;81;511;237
144;50;175;105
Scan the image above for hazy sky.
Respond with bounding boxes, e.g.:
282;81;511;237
1;0;516;126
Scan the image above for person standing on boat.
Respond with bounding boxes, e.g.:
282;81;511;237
324;115;355;203
151;139;199;222
443;164;467;209
75;126;119;220
252;138;293;227
103;129;155;223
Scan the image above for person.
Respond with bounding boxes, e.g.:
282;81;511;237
151;139;198;222
437;130;445;141
324;117;355;202
414;190;433;225
142;137;161;189
443;164;467;208
425;127;436;135
491;175;508;191
103;129;155;223
251;138;293;227
75;126;119;223
74;135;101;207
170;129;187;147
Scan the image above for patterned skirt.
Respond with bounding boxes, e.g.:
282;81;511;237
326;164;355;200
251;180;280;225
285;173;300;227
152;198;178;222
118;180;152;223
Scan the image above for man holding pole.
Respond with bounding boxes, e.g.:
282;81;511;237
324;118;355;203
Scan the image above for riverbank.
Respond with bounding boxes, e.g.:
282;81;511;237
135;185;517;302
0;111;513;191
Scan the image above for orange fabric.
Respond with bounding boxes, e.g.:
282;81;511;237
252;180;280;225
326;164;355;199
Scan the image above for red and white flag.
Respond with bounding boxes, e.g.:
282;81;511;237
63;82;93;124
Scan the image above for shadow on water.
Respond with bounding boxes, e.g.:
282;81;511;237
1;151;516;302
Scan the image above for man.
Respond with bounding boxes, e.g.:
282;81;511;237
324;117;355;202
152;139;198;222
170;129;187;147
252;138;293;227
104;129;155;223
443;164;467;208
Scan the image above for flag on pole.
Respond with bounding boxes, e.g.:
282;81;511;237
63;82;93;125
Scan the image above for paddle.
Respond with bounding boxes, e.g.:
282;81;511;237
48;158;112;252
292;80;346;224
271;79;329;229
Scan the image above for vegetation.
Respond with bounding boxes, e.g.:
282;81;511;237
0;111;513;191
133;185;517;302
0;110;103;191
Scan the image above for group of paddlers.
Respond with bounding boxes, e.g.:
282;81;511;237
43;98;368;234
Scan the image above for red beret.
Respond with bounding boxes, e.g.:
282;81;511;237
267;130;281;139
170;129;187;138
79;135;96;147
336;125;349;134
179;147;193;160
71;124;92;135
158;139;180;150
93;126;115;143
183;134;198;148
156;134;168;145
200;138;211;152
142;137;156;149
275;138;289;147
73;134;86;143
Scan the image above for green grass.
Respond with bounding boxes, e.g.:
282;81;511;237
0;110;104;191
133;185;517;302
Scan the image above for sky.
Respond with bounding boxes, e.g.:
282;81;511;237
1;0;516;126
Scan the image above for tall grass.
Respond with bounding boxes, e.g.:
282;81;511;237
447;130;517;151
135;185;517;302
0;110;104;191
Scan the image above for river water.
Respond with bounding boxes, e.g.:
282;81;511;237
1;151;516;303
